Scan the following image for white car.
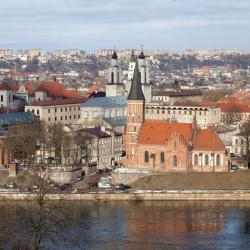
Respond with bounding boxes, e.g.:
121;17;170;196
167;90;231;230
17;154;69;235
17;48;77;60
98;182;111;188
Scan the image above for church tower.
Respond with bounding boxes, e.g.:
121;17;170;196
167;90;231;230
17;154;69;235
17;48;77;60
138;51;151;102
105;50;125;96
125;50;151;102
124;60;145;168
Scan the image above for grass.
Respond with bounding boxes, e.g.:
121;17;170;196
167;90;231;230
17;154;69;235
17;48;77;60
132;170;250;190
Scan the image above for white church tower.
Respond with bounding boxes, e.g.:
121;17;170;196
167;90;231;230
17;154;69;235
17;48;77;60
125;50;152;102
105;50;125;97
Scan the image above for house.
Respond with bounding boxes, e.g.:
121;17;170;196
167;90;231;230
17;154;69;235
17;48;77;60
123;61;228;172
80;127;122;169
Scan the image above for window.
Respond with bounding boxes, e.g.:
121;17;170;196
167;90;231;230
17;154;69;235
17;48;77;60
70;107;71;111
78;115;80;119
216;155;221;166
160;151;165;163
78;107;80;110
205;155;209;165
134;126;136;132
194;154;198;165
37;110;39;115
48;109;50;113
65;107;67;112
61;108;63;112
55;117;57;121
144;151;149;163
65;116;67;120
48;117;50;122
173;155;177;167
0;95;3;102
61;116;63;120
55;108;57;112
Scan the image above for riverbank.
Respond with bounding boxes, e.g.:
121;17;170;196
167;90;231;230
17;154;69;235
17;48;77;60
2;190;250;201
132;171;250;190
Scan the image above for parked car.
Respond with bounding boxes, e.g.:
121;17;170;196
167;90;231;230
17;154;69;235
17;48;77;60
8;182;16;188
60;183;73;190
77;176;83;181
231;165;239;171
115;184;131;190
98;182;111;188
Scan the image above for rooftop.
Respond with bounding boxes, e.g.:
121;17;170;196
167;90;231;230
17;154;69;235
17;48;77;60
82;96;127;108
28;98;87;107
0;112;38;126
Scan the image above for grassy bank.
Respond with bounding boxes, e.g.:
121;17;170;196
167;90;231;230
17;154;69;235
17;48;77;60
132;170;250;190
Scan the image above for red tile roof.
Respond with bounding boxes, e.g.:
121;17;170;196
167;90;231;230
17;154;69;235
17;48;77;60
138;120;225;151
36;81;81;99
138;120;193;145
193;129;225;151
28;98;87;107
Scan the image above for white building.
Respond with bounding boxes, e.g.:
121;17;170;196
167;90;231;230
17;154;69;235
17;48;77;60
145;103;220;127
80;96;127;132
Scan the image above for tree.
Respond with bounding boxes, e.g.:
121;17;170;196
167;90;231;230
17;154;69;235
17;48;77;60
6;123;42;166
239;120;250;167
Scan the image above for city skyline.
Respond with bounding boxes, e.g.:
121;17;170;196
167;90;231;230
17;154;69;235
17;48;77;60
0;0;250;50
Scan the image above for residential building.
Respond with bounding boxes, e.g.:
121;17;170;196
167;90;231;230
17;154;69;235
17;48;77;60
80;126;122;169
25;99;86;125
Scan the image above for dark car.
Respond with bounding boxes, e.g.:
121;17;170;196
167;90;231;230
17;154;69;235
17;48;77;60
231;165;239;171
60;183;73;190
115;184;131;190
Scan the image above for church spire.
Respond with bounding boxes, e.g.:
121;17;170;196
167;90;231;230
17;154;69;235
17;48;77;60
127;61;145;101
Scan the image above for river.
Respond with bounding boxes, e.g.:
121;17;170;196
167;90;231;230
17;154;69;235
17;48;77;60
2;201;250;249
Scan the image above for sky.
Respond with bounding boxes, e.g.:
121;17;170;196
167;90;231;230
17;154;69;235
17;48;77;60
0;0;250;51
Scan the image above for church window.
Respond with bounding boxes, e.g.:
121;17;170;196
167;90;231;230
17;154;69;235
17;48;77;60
216;155;221;166
173;155;177;167
144;151;149;163
111;72;114;84
194;154;198;165
205;155;209;165
160;152;165;163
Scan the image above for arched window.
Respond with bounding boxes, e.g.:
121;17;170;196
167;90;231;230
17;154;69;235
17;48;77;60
160;151;165;163
216;155;221;166
173;155;177;167
111;72;114;84
144;151;149;163
205;155;209;165
194;154;198;165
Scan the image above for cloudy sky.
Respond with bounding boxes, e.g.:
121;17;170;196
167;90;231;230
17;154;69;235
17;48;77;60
0;0;250;51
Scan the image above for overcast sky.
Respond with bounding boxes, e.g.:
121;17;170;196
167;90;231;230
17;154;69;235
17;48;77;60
0;0;250;51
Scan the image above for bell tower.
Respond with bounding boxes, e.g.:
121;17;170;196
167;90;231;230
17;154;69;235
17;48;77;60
124;60;145;167
106;50;124;96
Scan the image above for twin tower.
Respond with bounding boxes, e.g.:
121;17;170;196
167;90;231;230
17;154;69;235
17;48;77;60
105;50;152;102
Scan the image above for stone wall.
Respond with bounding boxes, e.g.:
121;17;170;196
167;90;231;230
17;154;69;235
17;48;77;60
111;168;158;185
2;190;250;201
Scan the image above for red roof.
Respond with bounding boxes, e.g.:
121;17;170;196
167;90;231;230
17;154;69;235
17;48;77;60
28;98;87;107
36;81;81;99
138;120;225;151
139;120;193;145
193;129;225;151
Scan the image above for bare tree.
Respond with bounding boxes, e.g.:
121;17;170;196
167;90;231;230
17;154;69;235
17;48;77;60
6;123;42;166
223;105;242;125
239;120;250;167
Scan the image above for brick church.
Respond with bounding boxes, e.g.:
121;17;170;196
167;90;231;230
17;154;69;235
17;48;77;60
123;61;228;172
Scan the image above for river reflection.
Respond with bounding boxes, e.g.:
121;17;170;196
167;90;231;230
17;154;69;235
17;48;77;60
4;201;250;249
